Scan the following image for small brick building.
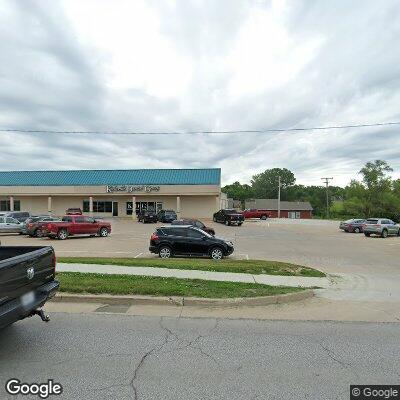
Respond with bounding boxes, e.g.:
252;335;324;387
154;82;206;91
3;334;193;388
244;199;313;219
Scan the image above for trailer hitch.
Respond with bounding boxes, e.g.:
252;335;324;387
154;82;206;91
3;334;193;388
31;308;51;322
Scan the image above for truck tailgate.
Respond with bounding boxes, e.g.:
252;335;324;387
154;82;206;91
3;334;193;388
0;246;56;304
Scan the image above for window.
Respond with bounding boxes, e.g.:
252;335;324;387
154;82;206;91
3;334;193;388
85;217;95;223
6;217;18;224
187;229;204;238
165;228;187;236
75;217;85;223
0;200;20;211
126;202;133;215
62;216;73;222
0;217;4;223
83;200;113;213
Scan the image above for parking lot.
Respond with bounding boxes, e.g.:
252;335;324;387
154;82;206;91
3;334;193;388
1;217;399;275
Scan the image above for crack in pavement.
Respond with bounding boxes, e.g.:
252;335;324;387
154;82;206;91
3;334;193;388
318;342;352;369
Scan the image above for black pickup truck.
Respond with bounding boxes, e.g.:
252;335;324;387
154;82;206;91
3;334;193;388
0;246;59;329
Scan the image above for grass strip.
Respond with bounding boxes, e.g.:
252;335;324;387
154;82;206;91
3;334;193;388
58;257;325;277
57;272;305;298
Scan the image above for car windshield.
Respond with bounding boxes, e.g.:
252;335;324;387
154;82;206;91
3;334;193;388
366;219;379;224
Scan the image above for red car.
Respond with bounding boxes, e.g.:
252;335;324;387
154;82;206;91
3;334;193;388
41;215;111;240
242;209;269;220
66;208;83;215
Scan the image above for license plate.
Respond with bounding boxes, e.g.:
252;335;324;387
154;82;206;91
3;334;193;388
21;291;35;308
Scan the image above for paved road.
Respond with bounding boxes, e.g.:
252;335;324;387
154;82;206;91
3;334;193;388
1;313;399;400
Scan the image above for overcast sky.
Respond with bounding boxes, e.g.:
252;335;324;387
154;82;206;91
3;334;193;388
0;0;399;186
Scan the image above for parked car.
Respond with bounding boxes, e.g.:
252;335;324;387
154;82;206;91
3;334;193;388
41;215;111;240
23;216;61;237
138;210;158;223
149;225;234;259
363;218;400;238
0;216;23;234
242;209;269;220
171;218;215;235
66;208;83;215
3;211;31;223
339;219;366;233
156;209;177;223
0;245;59;329
213;209;244;226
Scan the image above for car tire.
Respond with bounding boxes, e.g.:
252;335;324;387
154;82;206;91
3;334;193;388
159;246;172;259
213;216;217;222
99;227;109;237
397;229;400;237
57;229;68;240
354;227;360;233
210;246;224;260
381;229;388;238
261;215;267;220
364;233;370;237
225;220;230;226
238;223;243;226
35;229;44;238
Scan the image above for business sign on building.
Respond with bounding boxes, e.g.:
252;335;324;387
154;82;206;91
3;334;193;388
106;185;161;193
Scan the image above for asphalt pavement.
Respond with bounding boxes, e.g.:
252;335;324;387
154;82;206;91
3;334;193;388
0;313;399;400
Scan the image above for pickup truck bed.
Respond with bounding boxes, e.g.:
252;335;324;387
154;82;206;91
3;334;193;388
0;246;59;329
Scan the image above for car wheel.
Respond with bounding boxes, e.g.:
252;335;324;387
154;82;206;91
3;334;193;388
261;215;267;220
210;247;223;260
364;233;370;237
238;223;243;226
35;229;44;238
100;227;109;237
354;227;360;233
57;229;68;240
381;229;388;238
213;216;217;222
397;229;400;237
225;220;230;226
159;246;172;258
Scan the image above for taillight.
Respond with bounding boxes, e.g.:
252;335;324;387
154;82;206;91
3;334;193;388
150;233;159;241
27;223;33;228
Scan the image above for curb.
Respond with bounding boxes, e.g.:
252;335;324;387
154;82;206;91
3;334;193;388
51;290;314;307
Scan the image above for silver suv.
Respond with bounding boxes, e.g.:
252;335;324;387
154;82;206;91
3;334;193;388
363;218;400;238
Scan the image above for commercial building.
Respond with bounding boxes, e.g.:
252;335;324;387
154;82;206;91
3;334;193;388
0;168;224;219
244;199;313;219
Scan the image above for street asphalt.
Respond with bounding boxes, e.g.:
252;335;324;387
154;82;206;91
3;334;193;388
0;313;399;400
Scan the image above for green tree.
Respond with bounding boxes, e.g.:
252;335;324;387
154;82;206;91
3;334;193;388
221;181;254;202
251;168;295;199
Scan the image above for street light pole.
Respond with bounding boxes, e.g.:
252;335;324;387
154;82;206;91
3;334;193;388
321;177;333;219
278;175;281;218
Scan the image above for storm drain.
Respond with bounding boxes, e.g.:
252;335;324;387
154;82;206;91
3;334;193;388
94;304;131;313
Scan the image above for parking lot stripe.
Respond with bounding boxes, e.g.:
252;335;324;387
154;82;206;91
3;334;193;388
134;252;143;258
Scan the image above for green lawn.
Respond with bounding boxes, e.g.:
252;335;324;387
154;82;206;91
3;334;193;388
57;272;304;298
58;257;325;277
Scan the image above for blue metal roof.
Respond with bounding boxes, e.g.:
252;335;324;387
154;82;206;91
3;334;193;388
0;168;221;186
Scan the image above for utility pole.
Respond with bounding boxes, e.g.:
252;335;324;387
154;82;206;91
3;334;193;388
278;175;281;218
321;177;333;219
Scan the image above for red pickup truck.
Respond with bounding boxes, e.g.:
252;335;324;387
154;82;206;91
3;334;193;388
41;215;111;240
242;209;269;220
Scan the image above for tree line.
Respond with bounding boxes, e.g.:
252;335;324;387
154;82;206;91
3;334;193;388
222;160;400;221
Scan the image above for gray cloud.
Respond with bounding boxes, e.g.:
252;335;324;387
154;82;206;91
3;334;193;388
0;0;399;186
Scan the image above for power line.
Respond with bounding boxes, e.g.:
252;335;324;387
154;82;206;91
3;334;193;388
0;121;399;136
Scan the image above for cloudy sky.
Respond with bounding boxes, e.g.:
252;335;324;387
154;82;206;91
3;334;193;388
1;0;399;186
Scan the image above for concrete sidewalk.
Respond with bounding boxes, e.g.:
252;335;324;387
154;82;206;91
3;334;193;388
57;263;331;288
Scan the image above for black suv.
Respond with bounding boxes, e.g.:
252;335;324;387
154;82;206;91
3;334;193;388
157;209;177;223
213;209;244;226
138;210;157;223
149;226;234;259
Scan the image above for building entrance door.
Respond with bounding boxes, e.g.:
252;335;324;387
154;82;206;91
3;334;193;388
112;202;118;216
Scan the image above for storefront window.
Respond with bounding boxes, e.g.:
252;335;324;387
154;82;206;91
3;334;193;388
82;200;113;213
0;200;20;211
